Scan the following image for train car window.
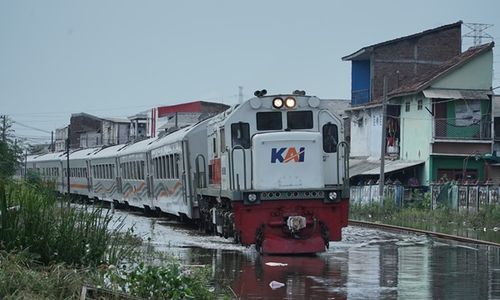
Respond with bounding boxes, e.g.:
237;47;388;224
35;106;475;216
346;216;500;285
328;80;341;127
256;112;282;130
140;161;145;180
287;111;313;129
231;122;250;149
220;128;225;152
169;155;174;179
155;158;159;178
175;154;180;178
322;123;338;153
161;156;166;179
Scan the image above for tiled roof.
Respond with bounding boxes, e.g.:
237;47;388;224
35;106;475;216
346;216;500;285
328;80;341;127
342;21;462;61
387;42;494;99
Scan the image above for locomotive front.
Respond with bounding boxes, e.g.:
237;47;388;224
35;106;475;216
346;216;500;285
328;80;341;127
200;90;349;254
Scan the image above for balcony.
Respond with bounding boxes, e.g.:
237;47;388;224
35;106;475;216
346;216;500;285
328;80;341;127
351;89;370;105
434;117;491;141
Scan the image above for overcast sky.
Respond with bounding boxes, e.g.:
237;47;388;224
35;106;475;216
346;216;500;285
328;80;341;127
1;0;499;144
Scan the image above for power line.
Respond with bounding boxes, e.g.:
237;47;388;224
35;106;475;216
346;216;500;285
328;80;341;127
463;23;494;46
13;120;52;134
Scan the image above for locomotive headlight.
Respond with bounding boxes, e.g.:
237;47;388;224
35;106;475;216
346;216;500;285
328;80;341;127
285;97;296;108
248;193;257;202
328;191;338;201
272;97;284;109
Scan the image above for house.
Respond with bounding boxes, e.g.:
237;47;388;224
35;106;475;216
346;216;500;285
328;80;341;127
343;21;495;188
343;21;463;161
148;101;229;137
54;126;68;152
69;113;130;149
388;42;494;185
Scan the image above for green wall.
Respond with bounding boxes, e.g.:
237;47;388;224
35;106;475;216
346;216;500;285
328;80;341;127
430;155;485;181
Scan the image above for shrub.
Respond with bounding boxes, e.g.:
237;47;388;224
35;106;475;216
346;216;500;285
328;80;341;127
105;261;215;300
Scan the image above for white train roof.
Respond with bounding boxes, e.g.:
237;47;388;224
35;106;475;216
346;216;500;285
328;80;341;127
117;137;158;156
148;119;210;150
90;144;127;159
26;151;66;163
69;147;101;160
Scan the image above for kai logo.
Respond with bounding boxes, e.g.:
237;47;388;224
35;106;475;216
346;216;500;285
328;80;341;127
271;147;305;163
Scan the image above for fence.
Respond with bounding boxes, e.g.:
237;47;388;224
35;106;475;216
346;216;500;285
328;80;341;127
351;182;500;212
350;184;426;206
430;182;499;212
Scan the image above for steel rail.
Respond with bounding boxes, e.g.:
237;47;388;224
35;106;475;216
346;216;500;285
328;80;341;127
349;219;500;248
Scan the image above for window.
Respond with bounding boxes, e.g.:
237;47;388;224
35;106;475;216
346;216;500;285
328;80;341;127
287;111;313;129
405;101;410;112
417;99;423;110
169;155;174;179
231;122;250;149
174;154;180;178
220;128;225;152
256;112;282;130
322;123;338;153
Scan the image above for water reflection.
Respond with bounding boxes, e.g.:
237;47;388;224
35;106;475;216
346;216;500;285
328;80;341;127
110;209;500;299
204;233;500;299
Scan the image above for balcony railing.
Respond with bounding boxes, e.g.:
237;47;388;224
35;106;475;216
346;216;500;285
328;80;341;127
434;117;491;140
351;89;370;105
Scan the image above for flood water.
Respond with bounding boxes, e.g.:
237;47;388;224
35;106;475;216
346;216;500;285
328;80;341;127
111;209;500;299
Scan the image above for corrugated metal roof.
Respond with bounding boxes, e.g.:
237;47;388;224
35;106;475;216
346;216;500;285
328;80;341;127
423;89;490;100
350;158;424;177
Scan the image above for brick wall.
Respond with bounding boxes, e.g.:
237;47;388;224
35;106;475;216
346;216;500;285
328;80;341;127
70;115;102;149
371;26;461;100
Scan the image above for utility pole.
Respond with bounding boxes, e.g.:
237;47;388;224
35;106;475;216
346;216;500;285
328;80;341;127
24;149;27;180
51;131;54;152
379;77;388;202
66;125;71;195
238;86;243;104
1;115;6;142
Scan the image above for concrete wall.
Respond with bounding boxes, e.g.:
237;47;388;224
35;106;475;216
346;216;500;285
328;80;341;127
350;107;383;158
431;50;493;90
399;94;432;184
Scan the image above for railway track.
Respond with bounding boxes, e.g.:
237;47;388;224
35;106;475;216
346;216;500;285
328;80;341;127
349;219;500;248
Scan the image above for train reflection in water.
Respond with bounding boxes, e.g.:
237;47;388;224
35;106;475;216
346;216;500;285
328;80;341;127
183;234;500;299
116;210;500;299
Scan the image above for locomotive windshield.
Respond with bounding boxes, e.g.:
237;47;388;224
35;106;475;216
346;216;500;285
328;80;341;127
287;111;313;129
256;112;282;130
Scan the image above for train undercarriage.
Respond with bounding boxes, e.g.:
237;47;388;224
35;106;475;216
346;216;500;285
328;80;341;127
197;195;349;254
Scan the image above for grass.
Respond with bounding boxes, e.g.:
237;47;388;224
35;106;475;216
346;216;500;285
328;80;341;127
350;194;500;237
0;179;221;299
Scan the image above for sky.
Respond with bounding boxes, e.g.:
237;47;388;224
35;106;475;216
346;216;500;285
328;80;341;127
1;0;499;145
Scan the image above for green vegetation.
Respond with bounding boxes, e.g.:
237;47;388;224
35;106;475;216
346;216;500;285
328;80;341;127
0;180;218;299
350;194;500;238
0;116;22;181
105;262;214;299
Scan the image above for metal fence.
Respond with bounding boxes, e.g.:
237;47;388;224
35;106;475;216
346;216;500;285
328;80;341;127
434;117;491;140
430;182;499;212
350;184;426;206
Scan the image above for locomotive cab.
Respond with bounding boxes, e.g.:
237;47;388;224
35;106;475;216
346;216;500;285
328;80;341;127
200;91;349;254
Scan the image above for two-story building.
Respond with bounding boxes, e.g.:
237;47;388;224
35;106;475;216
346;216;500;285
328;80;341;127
388;42;494;185
344;21;495;187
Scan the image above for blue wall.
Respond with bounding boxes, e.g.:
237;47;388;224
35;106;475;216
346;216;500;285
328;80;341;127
351;60;370;105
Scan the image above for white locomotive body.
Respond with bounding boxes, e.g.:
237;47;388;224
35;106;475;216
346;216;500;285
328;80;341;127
23;91;349;254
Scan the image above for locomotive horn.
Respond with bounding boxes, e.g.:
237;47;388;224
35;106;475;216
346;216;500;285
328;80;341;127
254;89;268;97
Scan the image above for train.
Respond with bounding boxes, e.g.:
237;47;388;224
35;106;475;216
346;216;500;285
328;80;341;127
21;91;350;254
